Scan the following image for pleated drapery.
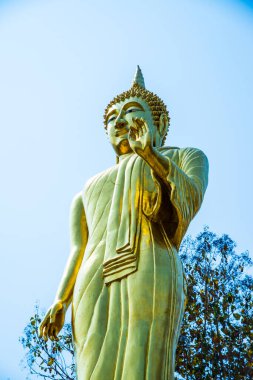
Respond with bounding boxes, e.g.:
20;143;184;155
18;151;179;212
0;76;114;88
71;147;208;380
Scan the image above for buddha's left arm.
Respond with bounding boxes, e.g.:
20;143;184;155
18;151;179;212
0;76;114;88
142;146;208;208
129;117;207;196
141;146;209;246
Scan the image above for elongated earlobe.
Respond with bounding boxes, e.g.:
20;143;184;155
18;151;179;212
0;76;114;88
159;113;169;141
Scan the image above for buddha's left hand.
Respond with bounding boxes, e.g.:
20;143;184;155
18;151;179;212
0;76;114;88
129;117;154;157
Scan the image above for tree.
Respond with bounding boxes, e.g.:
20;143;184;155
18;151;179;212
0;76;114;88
176;227;253;380
20;228;253;379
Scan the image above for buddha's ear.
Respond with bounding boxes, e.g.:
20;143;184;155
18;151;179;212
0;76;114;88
159;113;169;139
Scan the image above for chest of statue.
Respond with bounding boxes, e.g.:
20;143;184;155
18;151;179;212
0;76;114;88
82;165;118;230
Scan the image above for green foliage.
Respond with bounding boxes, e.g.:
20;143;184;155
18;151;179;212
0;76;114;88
176;227;253;380
20;228;253;379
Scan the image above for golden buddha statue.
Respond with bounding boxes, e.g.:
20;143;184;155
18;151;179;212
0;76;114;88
39;66;208;379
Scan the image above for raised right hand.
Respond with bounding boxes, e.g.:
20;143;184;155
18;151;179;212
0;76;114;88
39;300;66;341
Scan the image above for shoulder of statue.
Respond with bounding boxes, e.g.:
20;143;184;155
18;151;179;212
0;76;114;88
83;164;117;193
177;147;208;162
157;145;178;156
158;146;207;159
158;146;208;171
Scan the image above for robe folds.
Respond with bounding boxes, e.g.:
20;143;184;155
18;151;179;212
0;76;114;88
71;147;208;380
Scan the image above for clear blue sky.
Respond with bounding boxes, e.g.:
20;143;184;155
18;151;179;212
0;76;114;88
0;0;253;378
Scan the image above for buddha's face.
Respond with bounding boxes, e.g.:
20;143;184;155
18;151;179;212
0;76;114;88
105;97;156;156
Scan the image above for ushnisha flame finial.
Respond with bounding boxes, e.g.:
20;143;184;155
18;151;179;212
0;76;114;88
132;65;145;89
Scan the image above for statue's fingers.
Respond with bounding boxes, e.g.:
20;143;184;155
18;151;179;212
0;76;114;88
137;120;145;135
48;325;54;341
133;118;142;127
129;129;135;139
48;325;57;341
39;314;49;337
139;118;148;132
42;324;50;342
131;119;139;131
134;118;145;135
132;119;143;138
52;326;59;341
129;128;137;140
134;117;142;125
133;117;140;126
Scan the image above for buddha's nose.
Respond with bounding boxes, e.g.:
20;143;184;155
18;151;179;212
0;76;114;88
115;111;127;129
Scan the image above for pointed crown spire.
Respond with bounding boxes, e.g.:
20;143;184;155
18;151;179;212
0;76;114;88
132;65;145;89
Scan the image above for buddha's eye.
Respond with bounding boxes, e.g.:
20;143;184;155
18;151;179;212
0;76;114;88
125;108;139;114
108;116;116;123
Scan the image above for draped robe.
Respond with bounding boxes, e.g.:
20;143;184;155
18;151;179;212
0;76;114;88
71;147;208;380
